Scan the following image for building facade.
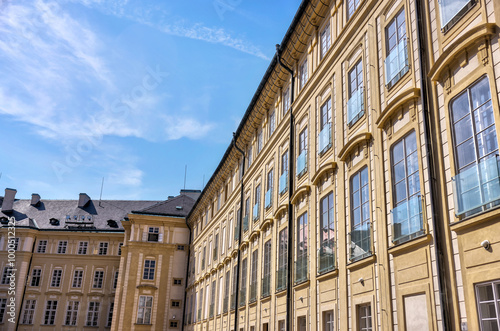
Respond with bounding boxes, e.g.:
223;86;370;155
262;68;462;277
184;1;500;331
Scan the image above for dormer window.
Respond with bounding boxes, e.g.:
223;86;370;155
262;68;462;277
49;218;59;226
107;220;118;228
148;227;159;242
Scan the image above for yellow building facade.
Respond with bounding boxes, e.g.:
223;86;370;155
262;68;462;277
184;1;500;331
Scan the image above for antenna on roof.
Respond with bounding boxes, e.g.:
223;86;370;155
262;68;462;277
184;165;187;190
99;177;104;207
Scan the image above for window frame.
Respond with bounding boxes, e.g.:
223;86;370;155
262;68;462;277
137;296;153;324
50;269;63;287
44;300;58;325
57;240;68;254
65;300;79;326
37;240;47;253
30;268;42;287
21;299;36;325
86;301;100;327
143;259;156;281
92;270;104;289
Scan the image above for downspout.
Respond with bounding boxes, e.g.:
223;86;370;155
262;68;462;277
232;133;246;331
276;44;295;331
15;234;36;331
414;0;451;330
181;216;191;331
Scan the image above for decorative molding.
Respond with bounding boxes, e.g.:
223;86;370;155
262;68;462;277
376;88;420;129
291;185;311;205
338;132;373;161
312;162;338;185
273;204;288;219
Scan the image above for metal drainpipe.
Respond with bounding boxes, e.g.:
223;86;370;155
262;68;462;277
182;213;192;331
15;234;36;331
232;133;246;331
276;44;295;331
414;0;451;330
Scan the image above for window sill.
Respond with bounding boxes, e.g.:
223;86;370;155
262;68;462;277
450;204;500;233
347;254;376;271
317;268;338;281
389;234;432;256
294;279;310;289
441;0;476;34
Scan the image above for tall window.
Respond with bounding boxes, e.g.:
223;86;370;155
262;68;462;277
214;233;219;261
65;301;79;326
224;270;230;312
262;240;271;297
118;242;123;255
269;110;276;137
221;227;226;254
210;280;216;317
319;98;332;153
30;268;42;287
450;76;499;217
78;241;88;254
0;298;6;323
476;280;500;330
283;87;290;115
250;249;258;302
1;267;11;284
358;304;372;331
72;270;84;288
254;184;261;221
277;228;288;291
86;301;100;327
44;300;58;325
51;269;63;287
266;169;274;208
319;192;335;273
350;167;371;261
143;260;156;280
107;302;114;327
347;60;364;127
57;241;68;254
37;240;47;253
280;151;289;194
320;23;331;59
300;59;308;90
391;131;422;243
347;0;361;20
323;310;334;331
247;144;253;168
385;9;408;87
439;0;476;31
297;128;308;176
257;130;263;154
239;258;248;306
244;198;250;231
137;296;153;324
148;227;159;242
296;213;308;283
113;270;119;289
93;270;104;288
13;238;19;251
98;242;108;255
231;264;238;309
21;300;36;324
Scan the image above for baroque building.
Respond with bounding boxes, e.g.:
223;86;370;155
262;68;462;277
183;0;500;330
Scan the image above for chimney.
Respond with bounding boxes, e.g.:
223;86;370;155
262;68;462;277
31;193;41;206
1;188;17;213
78;193;91;208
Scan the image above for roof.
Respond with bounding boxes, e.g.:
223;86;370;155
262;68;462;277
0;198;160;231
132;191;200;217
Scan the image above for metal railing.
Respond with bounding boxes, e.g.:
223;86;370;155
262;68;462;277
249;283;257;303
253;203;260;221
197;308;201;321
279;172;288;194
318;123;332;154
230;294;236;310
261;274;270;297
348;221;371;262
295;252;308;284
276;268;287;292
265;189;272;209
223;296;228;313
239;288;246;307
391;194;424;244
209;303;214;318
385;38;409;87
296;151;307;177
317;240;335;274
347;87;364;127
242;215;249;232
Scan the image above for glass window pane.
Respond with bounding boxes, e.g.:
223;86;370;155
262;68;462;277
394;162;406;183
392;140;405;163
474;102;495;131
408;173;420;196
478;284;494;301
361;168;369;186
471;77;491;108
456;138;476;170
395;181;407;203
454;116;474;145
477;126;498;159
451;92;470;123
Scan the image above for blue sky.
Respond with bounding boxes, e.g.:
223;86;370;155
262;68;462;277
0;0;301;200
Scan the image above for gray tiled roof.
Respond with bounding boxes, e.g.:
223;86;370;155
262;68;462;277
132;191;200;217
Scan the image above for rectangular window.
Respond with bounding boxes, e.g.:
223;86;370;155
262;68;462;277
137;296;153;324
244;198;250;231
1;267;11;284
231;265;238;309
347;60;364;127
202;246;206;270
296;213;308;283
13;238;19;251
0;298;6;323
78;241;88;255
210;280;216;317
391;131;423;243
262;240;271;297
72;270;83;288
86;301;100;327
65;301;79;326
224;270;230;312
173;278;182;285
205;284;210;319
439;0;476;31
98;242;108;255
221;227;226;254
358;304;372;331
476;280;500;330
385;9;408;87
265;169;273;208
51;269;62;287
247;144;253;168
107;302;114;327
299;59;308;90
277;228;288;291
269;110;276;136
257;130;263;154
58;241;68;254
37;240;47;253
347;0;361;20
320;23;331;59
323;310;334;331
319;98;332;154
450;76;499;217
214;234;219;261
297;128;308;176
280;151;289;194
30;268;42;287
283;87;290;115
113;270;119;289
253;184;261;221
118;242;123;255
148;227;159;242
44;300;58;325
21;299;36;324
319;192;335;273
172;300;181;308
239;258;247;306
93;270;104;288
143;260;156;280
350;167;371;261
170;321;179;328
208;241;213;266
250;249;258;302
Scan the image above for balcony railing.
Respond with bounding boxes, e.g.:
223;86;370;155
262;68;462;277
349;221;371;262
318;123;332;154
197;308;201;321
230;294;236;310
243;215;249;232
223;296;228;313
209;303;214;318
239;288;246;307
276;268;287;292
318;240;335;274
279;172;288;194
391;194;424;244
265;189;272;209
253;203;260;221
296;151;307;177
295;252;308;284
249;283;257;303
385;38;409;87
213;247;218;261
261;274;270;298
452;156;500;217
201;259;205;270
347;88;364;127
234;222;240;241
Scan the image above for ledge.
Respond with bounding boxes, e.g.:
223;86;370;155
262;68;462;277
428;23;496;81
376;88;420;129
260;218;274;232
450;206;500;233
88;291;106;296
338;132;372;161
240;240;249;250
66;291;84;296
388;234;432;256
291;185;311;205
273;204;288;219
316;268;339;281
136;284;158;290
249;230;260;241
311;161;337;185
346;254;376;271
293;279;310;290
